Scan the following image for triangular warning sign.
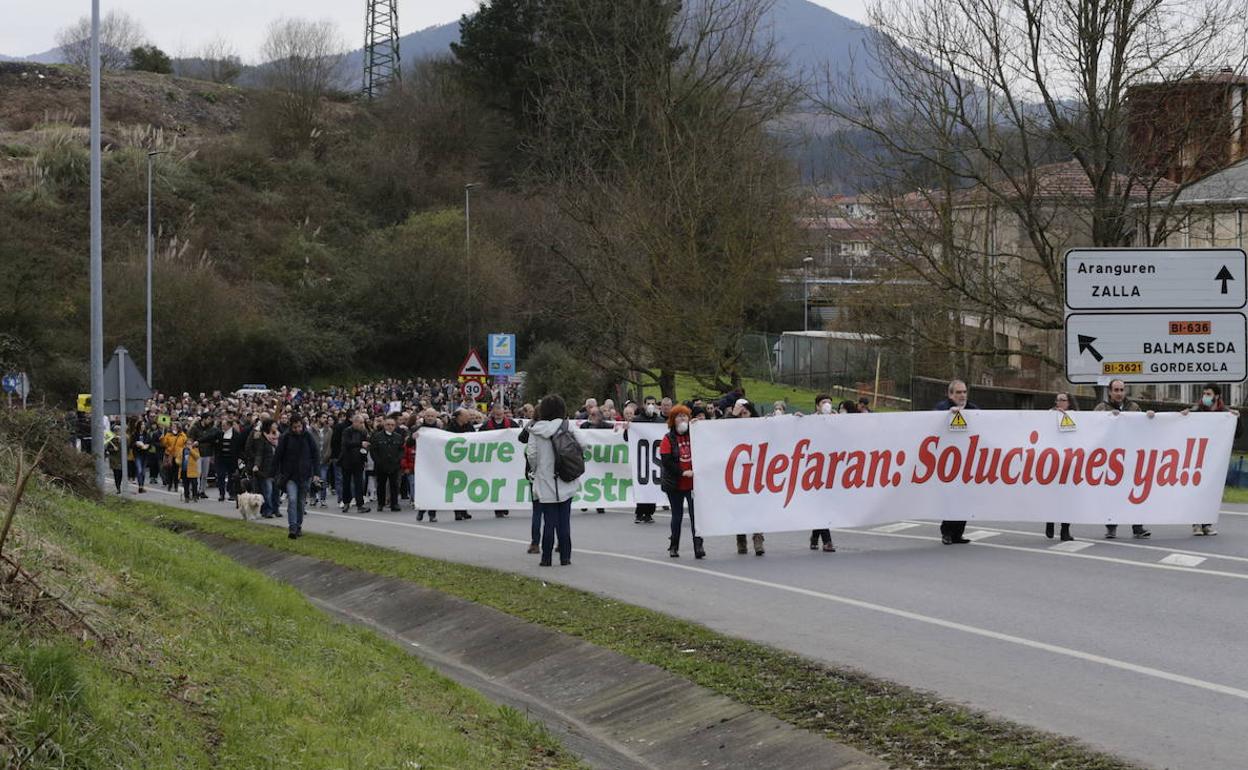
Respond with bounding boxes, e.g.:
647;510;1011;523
458;349;487;377
1059;412;1077;431
948;410;968;431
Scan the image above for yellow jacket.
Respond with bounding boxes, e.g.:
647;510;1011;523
162;432;188;465
182;445;201;478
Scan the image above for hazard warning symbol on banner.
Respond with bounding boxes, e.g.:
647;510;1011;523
948;411;968;431
1058;412;1077;432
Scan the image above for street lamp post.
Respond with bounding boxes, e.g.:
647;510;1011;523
802;256;814;332
89;0;107;492
464;183;477;350
145;150;167;388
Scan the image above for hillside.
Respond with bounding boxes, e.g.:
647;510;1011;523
0;61;504;402
0;442;580;769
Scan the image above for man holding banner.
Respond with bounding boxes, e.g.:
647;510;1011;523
935;379;976;545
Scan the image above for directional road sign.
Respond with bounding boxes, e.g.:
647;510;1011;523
1065;248;1247;310
1065;312;1247;384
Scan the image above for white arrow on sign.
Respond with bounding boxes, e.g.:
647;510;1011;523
1065;248;1248;311
1065;312;1248;384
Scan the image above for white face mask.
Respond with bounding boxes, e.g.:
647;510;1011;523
774;408;784;416
645;404;657;416
675;421;689;434
819;402;833;414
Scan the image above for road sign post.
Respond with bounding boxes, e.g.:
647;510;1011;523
457;349;489;409
1064;248;1248;385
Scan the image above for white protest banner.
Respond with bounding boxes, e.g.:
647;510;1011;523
412;426;649;510
625;421;669;506
690;410;1235;536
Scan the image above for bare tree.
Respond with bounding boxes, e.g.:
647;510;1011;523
56;10;148;70
177;36;243;84
818;0;1248;384
256;18;347;155
531;0;802;396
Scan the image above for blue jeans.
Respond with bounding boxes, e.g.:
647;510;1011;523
530;498;542;545
134;453;148;488
538;499;573;563
317;464;331;502
259;477;275;517
286;479;308;533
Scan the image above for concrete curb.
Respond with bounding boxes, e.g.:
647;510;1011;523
189;532;890;770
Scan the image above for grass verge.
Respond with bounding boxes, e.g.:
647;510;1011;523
1222;485;1248;504
2;483;582;769
131;500;1142;770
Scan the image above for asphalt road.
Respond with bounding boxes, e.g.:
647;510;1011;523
142;485;1248;770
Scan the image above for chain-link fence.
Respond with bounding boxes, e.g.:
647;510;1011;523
741;331;913;406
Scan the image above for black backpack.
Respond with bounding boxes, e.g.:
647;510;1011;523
551;419;585;483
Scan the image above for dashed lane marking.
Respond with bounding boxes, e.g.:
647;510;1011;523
1160;553;1207;567
870;522;920;533
1049;540;1094;553
171;502;1248;704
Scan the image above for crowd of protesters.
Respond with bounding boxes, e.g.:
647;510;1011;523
90;375;1232;556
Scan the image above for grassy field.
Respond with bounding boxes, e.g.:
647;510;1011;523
130;500;1142;770
636;372;900;412
1;482;582;769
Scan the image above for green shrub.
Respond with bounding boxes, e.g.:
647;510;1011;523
0;409;96;499
521;341;594;405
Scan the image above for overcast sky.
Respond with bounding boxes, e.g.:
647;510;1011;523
2;0;871;59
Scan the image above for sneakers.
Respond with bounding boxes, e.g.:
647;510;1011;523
1202;524;1217;536
416;510;425;522
752;533;765;556
822;542;836;552
1133;529;1151;539
1193;524;1203;535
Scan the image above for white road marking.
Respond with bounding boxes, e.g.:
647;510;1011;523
900;520;1248;566
191;505;1248;704
964;530;998;541
1049;540;1094;553
1218;509;1248;517
870;522;920;533
827;528;1248;583
1160;554;1207;567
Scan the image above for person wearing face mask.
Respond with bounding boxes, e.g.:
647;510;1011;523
728;398;765;555
631;396;664;524
808;394;842;552
660;405;704;559
1044;393;1077;541
1190;383;1239;536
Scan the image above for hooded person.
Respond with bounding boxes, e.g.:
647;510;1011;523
524;394;585;567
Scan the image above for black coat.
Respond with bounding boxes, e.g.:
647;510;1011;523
659;428;689;495
272;429;319;484
369;429;404;473
339;426;370;470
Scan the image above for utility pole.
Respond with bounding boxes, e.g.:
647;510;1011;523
363;0;401;99
145;150;167;389
89;0;107;492
465;182;477;350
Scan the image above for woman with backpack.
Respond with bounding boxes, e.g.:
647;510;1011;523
660;405;704;559
524;394;585;567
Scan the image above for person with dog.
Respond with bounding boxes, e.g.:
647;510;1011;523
339;413;372;513
272;413;321;539
660;405;704;559
253;419;280;518
369;416;405;512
